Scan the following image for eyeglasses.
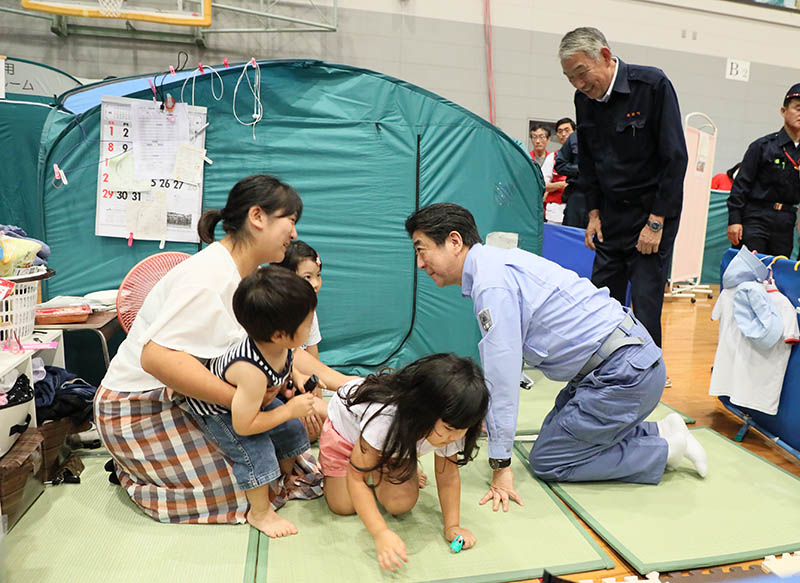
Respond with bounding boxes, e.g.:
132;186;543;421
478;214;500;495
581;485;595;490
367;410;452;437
556;128;572;135
531;134;549;141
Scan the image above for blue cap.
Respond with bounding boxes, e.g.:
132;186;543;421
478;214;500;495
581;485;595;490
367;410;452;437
784;83;800;105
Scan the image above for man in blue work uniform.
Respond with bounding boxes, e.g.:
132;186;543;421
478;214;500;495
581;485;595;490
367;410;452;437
555;129;587;228
727;84;800;258
560;27;688;352
405;203;706;512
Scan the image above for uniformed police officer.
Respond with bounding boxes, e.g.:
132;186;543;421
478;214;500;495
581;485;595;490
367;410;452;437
559;27;688;351
727;83;800;258
405;203;706;512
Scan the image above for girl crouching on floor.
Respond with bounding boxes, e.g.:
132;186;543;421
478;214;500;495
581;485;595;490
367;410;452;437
319;353;489;571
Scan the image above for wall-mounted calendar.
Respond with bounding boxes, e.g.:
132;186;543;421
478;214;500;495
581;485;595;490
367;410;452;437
95;95;208;244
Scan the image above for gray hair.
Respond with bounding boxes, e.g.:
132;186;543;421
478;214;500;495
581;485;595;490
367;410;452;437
558;27;610;61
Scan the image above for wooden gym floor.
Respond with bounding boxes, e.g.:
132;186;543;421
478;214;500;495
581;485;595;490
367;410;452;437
523;287;800;583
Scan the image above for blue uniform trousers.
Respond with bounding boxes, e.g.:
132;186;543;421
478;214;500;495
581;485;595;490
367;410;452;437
529;320;668;484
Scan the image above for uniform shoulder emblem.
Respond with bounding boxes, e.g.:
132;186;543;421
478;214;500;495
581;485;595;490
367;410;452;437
477;308;494;332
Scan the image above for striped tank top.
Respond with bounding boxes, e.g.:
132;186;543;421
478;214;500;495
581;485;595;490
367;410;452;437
186;336;293;416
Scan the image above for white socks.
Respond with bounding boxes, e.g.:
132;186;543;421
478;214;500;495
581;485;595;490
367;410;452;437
657;413;708;478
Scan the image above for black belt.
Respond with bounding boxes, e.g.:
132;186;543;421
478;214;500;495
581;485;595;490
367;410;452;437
576;313;644;379
747;200;798;213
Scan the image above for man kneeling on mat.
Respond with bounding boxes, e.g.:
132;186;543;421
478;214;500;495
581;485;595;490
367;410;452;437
405;203;707;512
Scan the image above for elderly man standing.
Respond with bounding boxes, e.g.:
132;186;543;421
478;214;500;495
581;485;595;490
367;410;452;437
559;27;688;355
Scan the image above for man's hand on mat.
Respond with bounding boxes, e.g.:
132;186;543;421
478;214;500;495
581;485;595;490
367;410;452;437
446;526;476;550
374;529;408;571
479;467;524;512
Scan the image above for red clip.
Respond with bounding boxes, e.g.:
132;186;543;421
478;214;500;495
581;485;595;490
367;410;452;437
198;62;204;74
53;164;61;181
223;58;229;68
169;65;176;76
250;58;256;67
147;78;157;100
128;232;134;247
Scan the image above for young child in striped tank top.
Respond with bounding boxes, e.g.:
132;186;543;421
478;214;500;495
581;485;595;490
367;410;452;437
186;265;317;538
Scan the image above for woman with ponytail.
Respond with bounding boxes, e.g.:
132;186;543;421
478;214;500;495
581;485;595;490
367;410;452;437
95;174;338;524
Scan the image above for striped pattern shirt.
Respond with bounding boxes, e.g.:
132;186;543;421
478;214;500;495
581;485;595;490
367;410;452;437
187;337;293;416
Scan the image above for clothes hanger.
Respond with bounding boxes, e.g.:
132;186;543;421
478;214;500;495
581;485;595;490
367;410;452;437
769;255;788;267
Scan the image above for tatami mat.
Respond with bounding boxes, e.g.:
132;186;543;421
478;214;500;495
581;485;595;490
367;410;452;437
4;456;254;583
257;444;613;583
517;428;800;575
516;369;695;435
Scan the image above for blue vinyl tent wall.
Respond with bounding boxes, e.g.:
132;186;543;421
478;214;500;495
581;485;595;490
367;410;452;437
32;60;544;372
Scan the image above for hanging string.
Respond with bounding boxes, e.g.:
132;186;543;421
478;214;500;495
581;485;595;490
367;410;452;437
232;59;263;140
180;63;225;106
155;50;189;105
483;0;497;125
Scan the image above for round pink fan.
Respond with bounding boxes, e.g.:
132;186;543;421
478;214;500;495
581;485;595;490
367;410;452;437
116;252;191;333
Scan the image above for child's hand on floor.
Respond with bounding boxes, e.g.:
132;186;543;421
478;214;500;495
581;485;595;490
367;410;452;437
445;526;476;550
286;393;315;419
374;528;408;571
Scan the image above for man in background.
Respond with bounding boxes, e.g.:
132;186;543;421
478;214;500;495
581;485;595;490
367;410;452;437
529;124;551;168
555;124;587;228
541;118;575;224
727;84;800;258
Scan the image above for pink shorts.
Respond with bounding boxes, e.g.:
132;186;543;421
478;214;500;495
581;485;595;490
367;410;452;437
318;418;355;478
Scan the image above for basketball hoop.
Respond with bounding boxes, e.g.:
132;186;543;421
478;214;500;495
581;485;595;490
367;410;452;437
98;0;124;17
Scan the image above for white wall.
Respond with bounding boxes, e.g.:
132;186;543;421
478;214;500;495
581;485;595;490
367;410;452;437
1;0;798;172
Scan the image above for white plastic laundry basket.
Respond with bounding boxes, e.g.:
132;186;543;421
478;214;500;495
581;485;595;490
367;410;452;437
0;267;52;343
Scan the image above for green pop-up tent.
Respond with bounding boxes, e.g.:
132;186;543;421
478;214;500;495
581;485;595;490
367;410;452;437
28;60;544;371
0;57;81;241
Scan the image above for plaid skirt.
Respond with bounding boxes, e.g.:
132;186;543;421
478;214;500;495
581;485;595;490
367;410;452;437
94;386;323;524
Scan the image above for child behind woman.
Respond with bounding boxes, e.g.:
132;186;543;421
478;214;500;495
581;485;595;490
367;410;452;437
186;265;317;537
276;240;323;359
275;240;329;442
319;354;489;571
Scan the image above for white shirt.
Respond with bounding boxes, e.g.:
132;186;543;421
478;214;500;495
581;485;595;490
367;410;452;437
102;242;245;393
327;378;464;458
540;151;556;184
597;57;619;103
709;284;799;415
301;311;321;350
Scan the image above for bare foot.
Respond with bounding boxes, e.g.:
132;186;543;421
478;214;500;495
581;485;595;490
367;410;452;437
247;508;298;538
418;467;427;489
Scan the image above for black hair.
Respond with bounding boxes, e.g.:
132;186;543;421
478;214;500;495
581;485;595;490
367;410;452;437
344;353;489;483
555;117;576;131
232;265;317;343
275;240;321;273
530;124;552;138
404;203;482;248
726;162;741;181
197;174;302;244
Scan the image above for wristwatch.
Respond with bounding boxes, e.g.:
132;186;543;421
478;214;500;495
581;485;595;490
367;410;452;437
647;220;663;232
488;457;511;471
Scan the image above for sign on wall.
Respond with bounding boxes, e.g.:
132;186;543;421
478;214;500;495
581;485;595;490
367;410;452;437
725;58;750;82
